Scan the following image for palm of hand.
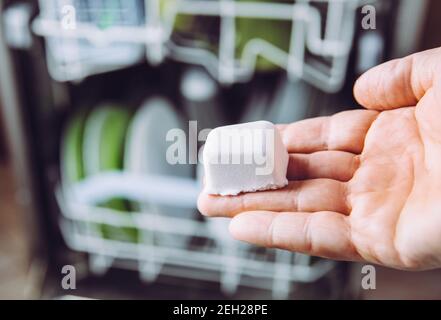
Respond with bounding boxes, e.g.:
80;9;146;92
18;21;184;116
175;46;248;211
349;107;441;269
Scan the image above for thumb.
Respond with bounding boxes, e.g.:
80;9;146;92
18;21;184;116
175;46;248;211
354;47;441;172
353;47;441;111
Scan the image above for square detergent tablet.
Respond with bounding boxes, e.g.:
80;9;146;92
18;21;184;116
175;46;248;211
203;121;289;196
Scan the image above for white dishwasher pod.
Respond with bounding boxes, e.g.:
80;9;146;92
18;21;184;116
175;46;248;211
203;121;289;196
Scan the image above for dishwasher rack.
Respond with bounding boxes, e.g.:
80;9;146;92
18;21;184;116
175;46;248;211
32;0;374;92
57;171;336;299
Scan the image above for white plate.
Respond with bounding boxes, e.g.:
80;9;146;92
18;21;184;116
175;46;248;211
125;97;195;248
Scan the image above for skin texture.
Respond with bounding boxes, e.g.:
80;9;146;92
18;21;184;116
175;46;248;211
198;47;441;270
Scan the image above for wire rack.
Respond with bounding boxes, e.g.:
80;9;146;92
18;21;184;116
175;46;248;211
56;171;336;299
33;0;373;92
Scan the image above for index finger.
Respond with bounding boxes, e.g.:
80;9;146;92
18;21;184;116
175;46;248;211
277;109;379;154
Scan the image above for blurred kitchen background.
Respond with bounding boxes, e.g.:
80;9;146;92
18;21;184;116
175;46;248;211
0;0;441;300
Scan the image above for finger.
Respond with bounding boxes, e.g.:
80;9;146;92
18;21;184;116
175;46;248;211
198;179;349;217
279;110;379;154
229;211;361;261
415;81;441;171
354;47;441;110
287;151;359;182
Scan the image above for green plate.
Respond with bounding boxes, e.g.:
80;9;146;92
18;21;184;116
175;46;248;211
61;111;87;185
83;105;137;242
236;0;292;71
166;0;292;71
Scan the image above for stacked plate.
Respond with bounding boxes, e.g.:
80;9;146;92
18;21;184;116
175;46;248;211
61;98;195;247
62;105;136;242
124;97;195;248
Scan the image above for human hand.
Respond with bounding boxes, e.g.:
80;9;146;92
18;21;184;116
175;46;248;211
198;47;441;270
